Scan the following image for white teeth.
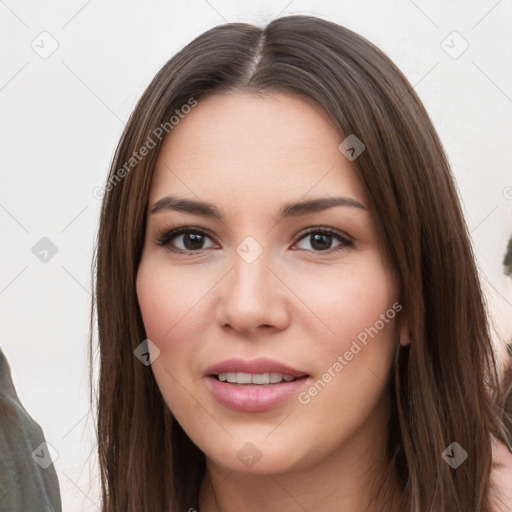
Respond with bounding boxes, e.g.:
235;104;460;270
217;372;297;384
270;372;282;383
252;373;270;384
237;372;252;384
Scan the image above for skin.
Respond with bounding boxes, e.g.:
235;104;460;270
491;437;512;511
491;353;512;511
136;92;409;512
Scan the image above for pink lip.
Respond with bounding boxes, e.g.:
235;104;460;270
205;376;309;412
204;358;309;412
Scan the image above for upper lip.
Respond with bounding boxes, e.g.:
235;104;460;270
204;358;308;378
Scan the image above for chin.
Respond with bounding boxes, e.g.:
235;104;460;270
206;445;301;475
194;427;327;477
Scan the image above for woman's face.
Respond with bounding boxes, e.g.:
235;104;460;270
136;92;406;475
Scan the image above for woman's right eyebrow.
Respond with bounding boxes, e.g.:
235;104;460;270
150;194;367;220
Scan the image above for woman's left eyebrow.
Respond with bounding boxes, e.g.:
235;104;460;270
150;194;367;220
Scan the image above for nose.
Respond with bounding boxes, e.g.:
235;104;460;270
215;250;291;336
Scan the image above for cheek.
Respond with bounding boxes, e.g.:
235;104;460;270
136;257;213;349
293;257;400;416
293;255;399;357
135;258;210;416
135;256;226;419
334;269;398;355
136;259;196;397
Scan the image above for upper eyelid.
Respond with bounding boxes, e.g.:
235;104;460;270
157;225;351;239
156;226;353;250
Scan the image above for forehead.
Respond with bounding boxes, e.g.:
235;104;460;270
149;92;368;213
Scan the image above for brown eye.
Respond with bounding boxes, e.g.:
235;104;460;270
157;228;217;252
294;228;353;253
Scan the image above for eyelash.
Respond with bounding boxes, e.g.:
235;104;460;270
154;226;354;255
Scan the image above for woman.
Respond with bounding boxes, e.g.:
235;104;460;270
91;15;507;511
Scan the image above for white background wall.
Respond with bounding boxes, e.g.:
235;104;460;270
1;1;511;510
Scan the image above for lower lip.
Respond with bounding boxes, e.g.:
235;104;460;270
206;376;309;412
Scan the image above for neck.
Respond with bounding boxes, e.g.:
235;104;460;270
198;401;401;512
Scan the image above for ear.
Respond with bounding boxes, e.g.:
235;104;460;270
397;312;410;347
399;323;410;347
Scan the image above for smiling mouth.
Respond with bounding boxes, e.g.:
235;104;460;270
212;372;306;385
206;364;310;411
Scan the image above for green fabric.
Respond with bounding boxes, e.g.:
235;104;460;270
0;347;62;512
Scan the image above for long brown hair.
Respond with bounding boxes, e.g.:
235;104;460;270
499;347;512;451
91;15;502;511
